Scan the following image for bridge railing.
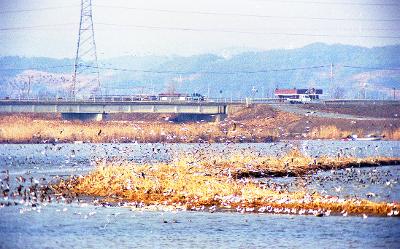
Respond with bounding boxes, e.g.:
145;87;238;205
0;96;282;104
2;96;397;105
322;99;400;105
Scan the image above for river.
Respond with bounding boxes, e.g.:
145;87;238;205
0;141;399;248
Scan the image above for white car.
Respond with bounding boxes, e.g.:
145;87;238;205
288;95;311;104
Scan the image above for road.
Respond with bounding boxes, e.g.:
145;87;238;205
272;104;397;121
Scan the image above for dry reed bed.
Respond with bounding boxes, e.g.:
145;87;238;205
53;153;400;217
1;115;399;143
310;125;400;140
197;149;400;178
0;116;277;143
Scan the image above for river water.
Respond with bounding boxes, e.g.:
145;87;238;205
0;141;399;248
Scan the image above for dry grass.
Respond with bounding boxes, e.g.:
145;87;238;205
0;113;399;143
388;128;400;140
309;126;400;140
53;150;400;217
191;148;400;177
309;125;352;139
0;115;278;143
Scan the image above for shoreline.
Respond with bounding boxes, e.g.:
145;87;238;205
0;137;399;145
1;104;399;143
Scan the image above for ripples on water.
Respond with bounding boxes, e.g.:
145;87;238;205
0;141;399;248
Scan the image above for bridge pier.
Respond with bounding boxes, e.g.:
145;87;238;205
172;113;227;122
214;114;227;122
0;100;228;121
61;113;104;121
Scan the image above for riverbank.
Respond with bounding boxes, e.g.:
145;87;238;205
0;104;399;143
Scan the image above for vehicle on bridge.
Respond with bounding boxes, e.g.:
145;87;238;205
275;88;323;103
85;93;206;102
88;94;158;102
190;93;205;101
158;93;189;101
158;93;205;101
287;95;312;104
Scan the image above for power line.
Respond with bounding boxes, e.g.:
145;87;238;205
0;64;328;73
0;23;398;33
87;64;400;74
94;4;400;22
0;65;74;71
342;65;400;70
1;64;400;73
0;22;399;39
0;5;78;14
1;3;398;22
86;64;329;74
252;0;400;6
96;22;400;39
0;23;76;31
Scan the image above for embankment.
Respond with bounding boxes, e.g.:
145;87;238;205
0;103;399;143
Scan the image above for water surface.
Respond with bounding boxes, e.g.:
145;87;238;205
0;141;399;248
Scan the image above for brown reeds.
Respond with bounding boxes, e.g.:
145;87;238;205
53;151;400;217
0;115;278;143
309;125;351;139
388;128;400;140
1;113;399;143
198;148;400;178
309;126;400;140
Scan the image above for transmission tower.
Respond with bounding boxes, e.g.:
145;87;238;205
72;0;101;97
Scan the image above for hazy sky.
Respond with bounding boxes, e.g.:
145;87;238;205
0;0;399;58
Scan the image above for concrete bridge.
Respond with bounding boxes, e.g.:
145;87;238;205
1;98;398;121
0;99;228;121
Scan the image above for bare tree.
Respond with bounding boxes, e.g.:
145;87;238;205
332;87;345;99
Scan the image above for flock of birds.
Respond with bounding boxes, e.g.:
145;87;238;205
0;169;53;207
0;142;399;217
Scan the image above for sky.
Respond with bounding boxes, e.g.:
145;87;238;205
0;0;399;58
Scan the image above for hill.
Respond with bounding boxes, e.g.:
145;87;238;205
0;43;399;99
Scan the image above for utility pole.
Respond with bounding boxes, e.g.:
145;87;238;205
394;87;396;100
364;87;367;99
27;75;33;98
330;63;334;99
262;85;265;98
72;0;101;98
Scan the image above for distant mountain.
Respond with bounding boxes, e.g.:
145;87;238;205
1;43;399;99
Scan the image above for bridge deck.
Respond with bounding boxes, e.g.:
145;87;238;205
0;100;227;114
0;98;398;115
